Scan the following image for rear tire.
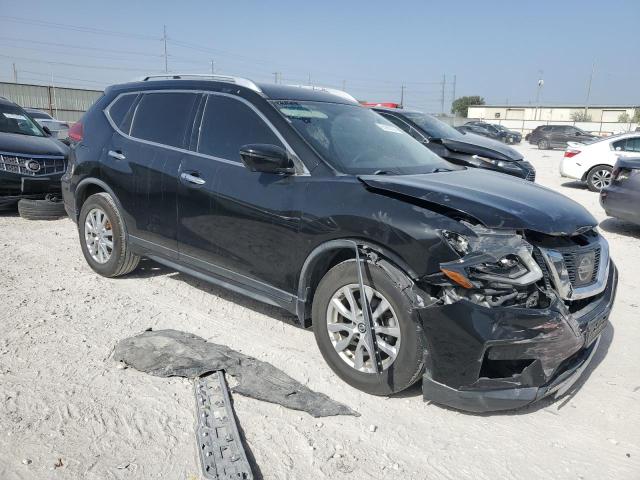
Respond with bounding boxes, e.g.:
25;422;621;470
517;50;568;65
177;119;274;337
312;259;426;396
537;139;550;150
586;165;613;192
78;192;140;277
17;195;66;220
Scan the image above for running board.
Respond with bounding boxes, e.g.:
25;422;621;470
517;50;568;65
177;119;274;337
194;372;253;480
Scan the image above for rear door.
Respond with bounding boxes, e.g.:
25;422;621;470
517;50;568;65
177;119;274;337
104;90;200;256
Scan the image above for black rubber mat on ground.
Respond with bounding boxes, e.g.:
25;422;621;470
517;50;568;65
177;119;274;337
113;329;359;418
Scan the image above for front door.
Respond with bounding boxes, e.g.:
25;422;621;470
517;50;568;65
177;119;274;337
177;93;306;295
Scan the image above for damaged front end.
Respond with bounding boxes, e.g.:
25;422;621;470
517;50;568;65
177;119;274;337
417;223;617;412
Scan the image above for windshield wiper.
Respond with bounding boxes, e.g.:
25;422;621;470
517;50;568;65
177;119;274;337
373;169;398;175
431;167;454;173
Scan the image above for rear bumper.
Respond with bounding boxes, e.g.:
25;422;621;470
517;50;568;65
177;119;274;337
559;156;585;180
600;185;640;226
419;261;617;413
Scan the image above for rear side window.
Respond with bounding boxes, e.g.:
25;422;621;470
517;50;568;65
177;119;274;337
614;137;640;152
130;92;199;148
108;94;138;133
197;95;282;162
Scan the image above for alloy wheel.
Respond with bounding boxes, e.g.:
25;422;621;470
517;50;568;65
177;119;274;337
84;207;114;264
326;284;401;373
591;169;612;190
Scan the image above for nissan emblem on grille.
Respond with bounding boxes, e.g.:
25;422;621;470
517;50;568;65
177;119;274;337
576;251;596;285
26;160;41;173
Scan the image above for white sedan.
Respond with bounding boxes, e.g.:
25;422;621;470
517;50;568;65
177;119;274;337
560;132;640;191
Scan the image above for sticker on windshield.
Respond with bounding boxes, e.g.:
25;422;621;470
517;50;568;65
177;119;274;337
3;113;28;121
376;123;402;133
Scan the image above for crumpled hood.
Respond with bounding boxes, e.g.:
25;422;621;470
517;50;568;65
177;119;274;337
439;133;523;161
0;132;68;157
359;169;597;235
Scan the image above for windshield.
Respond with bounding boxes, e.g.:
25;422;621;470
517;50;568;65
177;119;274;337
274;101;456;175
401;111;463;139
0;104;45;137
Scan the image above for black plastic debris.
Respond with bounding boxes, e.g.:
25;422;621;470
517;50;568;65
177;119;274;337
113;329;359;418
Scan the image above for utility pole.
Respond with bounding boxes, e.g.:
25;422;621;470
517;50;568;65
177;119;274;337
584;61;595;118
440;74;446;115
400;84;405;107
534;70;544;121
162;25;168;73
210;60;215;75
273;72;280;84
308;73;311;85
451;74;457;114
12;63;17;83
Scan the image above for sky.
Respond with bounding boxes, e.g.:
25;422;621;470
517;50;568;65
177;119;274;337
0;0;638;113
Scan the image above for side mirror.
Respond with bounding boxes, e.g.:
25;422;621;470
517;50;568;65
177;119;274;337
42;125;52;136
239;144;295;174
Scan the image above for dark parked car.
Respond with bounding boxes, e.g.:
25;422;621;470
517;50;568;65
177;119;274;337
373;107;535;180
527;125;598;150
62;75;617;412
0;96;68;218
600;157;640;225
459;121;522;144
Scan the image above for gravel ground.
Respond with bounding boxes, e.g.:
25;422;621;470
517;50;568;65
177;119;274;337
1;143;639;480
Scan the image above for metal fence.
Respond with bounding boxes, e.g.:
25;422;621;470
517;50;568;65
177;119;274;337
0;82;103;123
464;118;638;136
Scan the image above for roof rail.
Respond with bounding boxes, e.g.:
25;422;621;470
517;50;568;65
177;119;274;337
286;85;358;103
137;74;262;94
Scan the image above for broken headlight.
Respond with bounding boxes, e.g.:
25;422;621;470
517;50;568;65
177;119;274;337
439;227;542;289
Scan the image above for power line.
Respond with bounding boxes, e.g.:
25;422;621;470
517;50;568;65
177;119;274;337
0;15;159;41
0;53;163;73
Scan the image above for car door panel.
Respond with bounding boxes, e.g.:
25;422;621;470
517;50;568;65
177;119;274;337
176;93;304;294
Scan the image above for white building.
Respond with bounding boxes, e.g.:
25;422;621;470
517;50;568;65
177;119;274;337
468;104;636;122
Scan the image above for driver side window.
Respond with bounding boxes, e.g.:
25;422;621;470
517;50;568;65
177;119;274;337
198;95;283;163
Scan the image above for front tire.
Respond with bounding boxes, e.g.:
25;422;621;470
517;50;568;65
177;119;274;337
78;192;140;277
586;165;613;192
312;260;426;396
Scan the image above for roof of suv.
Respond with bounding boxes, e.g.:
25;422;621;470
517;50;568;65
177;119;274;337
108;78;358;105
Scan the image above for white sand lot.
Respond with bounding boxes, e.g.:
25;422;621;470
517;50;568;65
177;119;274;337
1;143;639;479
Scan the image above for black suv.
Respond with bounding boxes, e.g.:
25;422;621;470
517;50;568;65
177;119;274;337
0;97;68;213
527;125;598;149
373;108;535;180
460;121;522;144
62;75;617;412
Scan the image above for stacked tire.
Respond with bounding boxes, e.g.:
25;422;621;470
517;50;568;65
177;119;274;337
17;196;66;220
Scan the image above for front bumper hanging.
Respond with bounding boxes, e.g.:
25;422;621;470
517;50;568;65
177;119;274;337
419;261;617;413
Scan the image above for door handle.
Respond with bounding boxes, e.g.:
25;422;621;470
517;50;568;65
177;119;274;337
108;150;126;161
181;172;206;186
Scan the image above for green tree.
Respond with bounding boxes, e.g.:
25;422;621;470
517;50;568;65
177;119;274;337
451;96;485;117
618;112;631;123
571;111;592;122
633;108;640;123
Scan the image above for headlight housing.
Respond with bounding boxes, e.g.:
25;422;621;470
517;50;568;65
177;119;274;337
439;226;542;289
470;155;522;172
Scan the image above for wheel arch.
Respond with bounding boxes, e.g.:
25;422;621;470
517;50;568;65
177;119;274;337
296;238;418;327
74;178;123;221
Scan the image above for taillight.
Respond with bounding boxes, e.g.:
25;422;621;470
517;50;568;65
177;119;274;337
564;149;580;158
68;121;83;142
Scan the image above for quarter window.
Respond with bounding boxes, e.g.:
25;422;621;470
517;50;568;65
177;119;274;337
108;94;138;133
130;92;199;148
198;95;282;162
